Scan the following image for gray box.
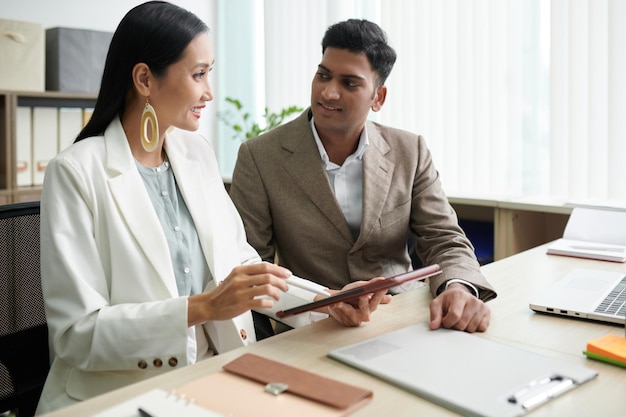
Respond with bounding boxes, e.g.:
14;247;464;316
46;27;113;94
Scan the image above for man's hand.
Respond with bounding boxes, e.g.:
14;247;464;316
429;283;490;332
324;278;393;327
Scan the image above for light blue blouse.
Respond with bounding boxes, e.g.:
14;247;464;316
136;156;211;296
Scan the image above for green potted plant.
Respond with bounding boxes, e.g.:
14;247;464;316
218;97;303;141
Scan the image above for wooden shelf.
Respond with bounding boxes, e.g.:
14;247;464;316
449;195;572;260
0;90;97;203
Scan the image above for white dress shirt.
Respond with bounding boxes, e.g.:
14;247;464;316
311;117;368;240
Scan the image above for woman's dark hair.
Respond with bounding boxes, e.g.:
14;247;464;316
321;19;396;86
75;1;209;142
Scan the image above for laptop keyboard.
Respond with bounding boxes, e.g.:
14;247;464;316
594;277;626;317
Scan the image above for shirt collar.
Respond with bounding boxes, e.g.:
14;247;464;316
310;117;369;167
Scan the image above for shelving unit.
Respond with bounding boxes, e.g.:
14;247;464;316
449;195;572;261
0;90;96;204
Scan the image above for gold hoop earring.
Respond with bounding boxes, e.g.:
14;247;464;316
140;98;159;152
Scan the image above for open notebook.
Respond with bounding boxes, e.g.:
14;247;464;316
546;207;626;262
328;323;597;417
529;268;626;325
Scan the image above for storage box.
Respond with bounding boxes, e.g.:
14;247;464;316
46;27;113;94
0;18;45;92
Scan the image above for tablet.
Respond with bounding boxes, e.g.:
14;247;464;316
275;264;441;319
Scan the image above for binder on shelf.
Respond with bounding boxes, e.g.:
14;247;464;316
82;107;94;127
15;106;32;187
58;107;83;152
32;106;58;185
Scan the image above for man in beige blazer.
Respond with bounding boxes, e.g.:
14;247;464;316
230;19;497;336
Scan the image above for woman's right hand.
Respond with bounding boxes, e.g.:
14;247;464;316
187;263;290;326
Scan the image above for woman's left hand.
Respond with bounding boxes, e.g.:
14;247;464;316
324;278;392;327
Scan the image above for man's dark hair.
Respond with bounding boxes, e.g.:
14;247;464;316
321;19;397;85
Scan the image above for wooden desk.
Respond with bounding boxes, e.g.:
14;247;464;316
41;245;626;417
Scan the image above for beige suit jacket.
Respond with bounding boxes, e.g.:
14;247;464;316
231;109;496;300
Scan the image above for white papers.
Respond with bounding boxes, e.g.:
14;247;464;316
90;388;225;417
547;207;626;262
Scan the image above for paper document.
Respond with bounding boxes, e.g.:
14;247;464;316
546;207;626;262
90;388;225;417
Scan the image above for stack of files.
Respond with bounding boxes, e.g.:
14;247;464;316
584;334;626;368
92;353;372;417
546;207;626;262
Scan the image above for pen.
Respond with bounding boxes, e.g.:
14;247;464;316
138;408;153;417
285;276;330;297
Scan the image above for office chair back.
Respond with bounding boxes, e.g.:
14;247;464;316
0;201;49;417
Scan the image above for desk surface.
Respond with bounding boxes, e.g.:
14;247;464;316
41;245;626;417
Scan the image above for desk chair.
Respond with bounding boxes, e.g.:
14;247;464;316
0;201;49;417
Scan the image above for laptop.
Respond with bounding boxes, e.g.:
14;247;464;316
328;323;597;417
529;268;626;325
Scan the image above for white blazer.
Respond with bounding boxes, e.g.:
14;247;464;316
36;118;320;414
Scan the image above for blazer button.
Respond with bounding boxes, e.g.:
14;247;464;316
153;358;163;368
240;328;247;340
137;360;148;369
168;357;178;367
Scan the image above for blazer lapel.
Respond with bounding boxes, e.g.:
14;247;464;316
105;119;178;297
165;132;247;285
166;134;254;351
356;121;395;250
282;111;354;244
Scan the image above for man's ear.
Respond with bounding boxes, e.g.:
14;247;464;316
132;63;152;96
371;85;387;112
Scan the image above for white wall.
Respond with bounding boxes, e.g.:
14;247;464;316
0;0;213;33
0;0;219;146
